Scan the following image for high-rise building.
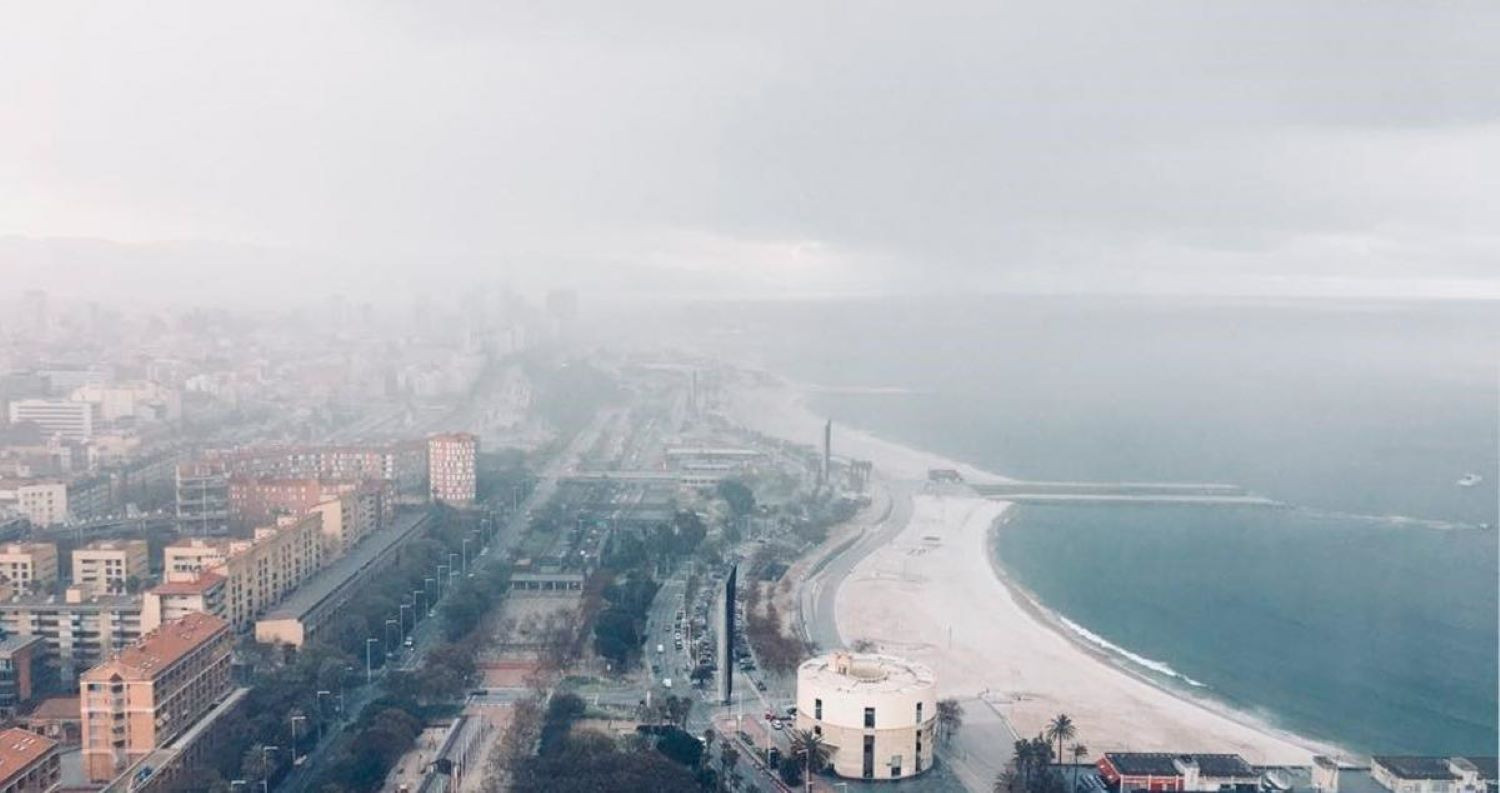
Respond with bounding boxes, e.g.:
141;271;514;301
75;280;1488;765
80;612;232;782
717;564;737;705
174;462;229;536
6;399;93;441
427;433;477;505
0;726;60;792
71;540;149;595
0;543;59;595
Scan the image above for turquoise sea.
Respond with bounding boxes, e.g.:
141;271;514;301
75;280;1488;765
625;295;1500;754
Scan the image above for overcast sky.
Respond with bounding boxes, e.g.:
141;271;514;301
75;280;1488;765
2;1;1497;303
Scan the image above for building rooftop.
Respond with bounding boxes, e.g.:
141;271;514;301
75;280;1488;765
0;634;45;655
148;572;225;596
0;727;56;783
1373;757;1460;781
1190;755;1257;778
81;612;227;682
1106;753;1183;777
259;510;430;623
1465;758;1498;780
0;592;140;612
797;652;935;696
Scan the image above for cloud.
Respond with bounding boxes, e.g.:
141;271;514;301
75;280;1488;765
1;0;1496;301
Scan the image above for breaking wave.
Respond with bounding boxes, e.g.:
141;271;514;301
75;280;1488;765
1057;615;1208;689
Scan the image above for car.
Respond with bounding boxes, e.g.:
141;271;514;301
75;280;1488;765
784;706;797;716
754;680;767;691
403;636;414;648
771;719;784;731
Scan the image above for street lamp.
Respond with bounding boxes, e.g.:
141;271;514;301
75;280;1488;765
366;638;380;683
462;538;471;573
290;715;306;765
424;576;436;606
316;691;332;741
399;604;412;646
437;565;448;595
413;589;426;620
260;745;278;793
448;552;458;577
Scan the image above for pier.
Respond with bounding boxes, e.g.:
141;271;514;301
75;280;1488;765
970;480;1282;507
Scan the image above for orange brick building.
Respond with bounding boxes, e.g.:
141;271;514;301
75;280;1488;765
79;613;232;782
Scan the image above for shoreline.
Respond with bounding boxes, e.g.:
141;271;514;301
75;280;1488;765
724;369;1335;763
981;507;1343;759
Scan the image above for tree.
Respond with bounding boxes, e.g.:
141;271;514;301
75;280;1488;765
788;729;830;793
937;697;965;743
1044;714;1076;782
654;726;704;768
1070;744;1089;792
716;480;756;517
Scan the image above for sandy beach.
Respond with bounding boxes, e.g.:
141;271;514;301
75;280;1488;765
725;372;1329;765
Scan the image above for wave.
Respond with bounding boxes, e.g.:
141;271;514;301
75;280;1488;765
1293;506;1480;531
1056;614;1209;689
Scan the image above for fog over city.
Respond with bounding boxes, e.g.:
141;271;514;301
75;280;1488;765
0;6;1496;793
3;1;1499;304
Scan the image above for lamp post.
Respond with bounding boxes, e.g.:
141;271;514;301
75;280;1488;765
413;589;426;621
290;715;306;765
316;691;331;741
437;565;448;596
366;638;380;683
424;576;436;607
399;604;412;646
260;745;278;793
462;538;471;573
448;552;458;578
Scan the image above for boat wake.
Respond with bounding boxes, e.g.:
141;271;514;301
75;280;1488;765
1293;507;1481;531
1057;615;1209;689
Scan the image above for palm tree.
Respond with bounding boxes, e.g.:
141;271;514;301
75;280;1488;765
789;729;831;793
994;769;1020;793
1045;714;1076;780
1070;744;1089;792
936;698;965;743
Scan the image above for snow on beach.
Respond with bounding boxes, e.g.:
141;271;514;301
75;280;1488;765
724;372;1326;763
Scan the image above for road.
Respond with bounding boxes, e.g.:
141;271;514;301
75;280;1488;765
280;411;618;791
801;476;915;649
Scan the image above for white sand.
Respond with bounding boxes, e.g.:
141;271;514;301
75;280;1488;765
724;373;1329;764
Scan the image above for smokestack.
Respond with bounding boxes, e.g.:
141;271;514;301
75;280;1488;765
822;419;832;488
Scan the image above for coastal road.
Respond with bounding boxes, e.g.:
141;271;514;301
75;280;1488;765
801;476;916;650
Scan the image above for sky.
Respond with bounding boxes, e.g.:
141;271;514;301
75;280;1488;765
2;1;1498;303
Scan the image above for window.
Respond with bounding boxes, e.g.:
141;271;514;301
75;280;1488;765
814;698;822;720
916;702;922;722
864;706;876;728
863;736;875;779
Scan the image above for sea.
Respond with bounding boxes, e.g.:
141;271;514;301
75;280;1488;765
616;294;1500;755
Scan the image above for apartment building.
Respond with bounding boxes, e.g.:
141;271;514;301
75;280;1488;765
80;612;232;782
174;462;229;536
427;432;477;505
0;544;59;595
6;399;92;441
0;482;67;528
0;590;143;681
140;574;226;633
161;539;229;584
309;480;387;556
163;514;323;630
213;441;428;500
71;540;149;595
0;635;47;714
0;727;60;793
227;475;327;530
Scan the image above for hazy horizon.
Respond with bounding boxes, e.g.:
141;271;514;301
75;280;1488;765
4;2;1499;304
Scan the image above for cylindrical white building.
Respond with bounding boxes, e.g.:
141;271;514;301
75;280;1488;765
794;651;938;781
